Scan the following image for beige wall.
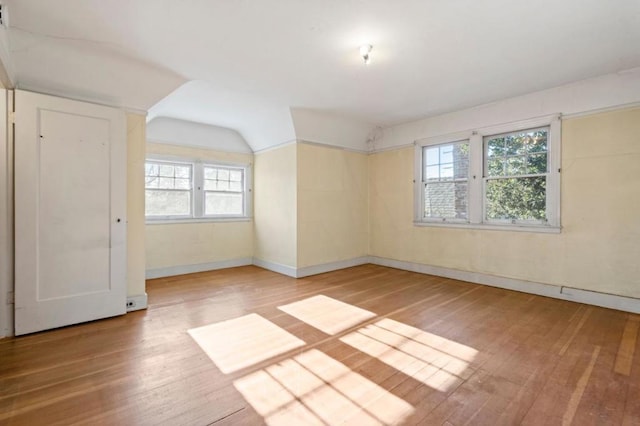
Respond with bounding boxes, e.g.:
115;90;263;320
126;113;146;297
253;144;297;268
297;143;369;268
369;107;640;298
145;142;254;272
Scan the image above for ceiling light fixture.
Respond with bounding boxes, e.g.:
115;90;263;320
359;44;372;65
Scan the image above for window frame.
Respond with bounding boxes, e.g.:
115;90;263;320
201;164;248;219
420;138;470;223
144;158;194;220
145;154;252;224
414;114;561;233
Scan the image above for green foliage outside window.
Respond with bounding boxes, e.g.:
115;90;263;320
485;129;548;221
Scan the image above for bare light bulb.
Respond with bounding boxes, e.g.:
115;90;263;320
359;44;372;65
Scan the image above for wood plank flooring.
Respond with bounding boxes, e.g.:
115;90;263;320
1;265;639;425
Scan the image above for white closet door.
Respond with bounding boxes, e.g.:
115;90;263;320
14;90;127;335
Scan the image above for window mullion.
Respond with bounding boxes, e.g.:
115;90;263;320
193;161;204;218
469;133;483;224
413;143;424;221
547;116;562;227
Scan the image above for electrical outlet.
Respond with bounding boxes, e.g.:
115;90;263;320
126;300;136;308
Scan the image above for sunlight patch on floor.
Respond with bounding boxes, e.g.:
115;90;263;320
278;295;377;335
234;349;414;426
188;313;305;374
340;319;478;392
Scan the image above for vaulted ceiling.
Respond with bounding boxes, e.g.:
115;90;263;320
4;0;640;151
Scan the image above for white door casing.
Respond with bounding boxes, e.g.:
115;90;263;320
14;90;126;335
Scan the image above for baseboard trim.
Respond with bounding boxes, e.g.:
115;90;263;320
296;256;370;278
126;293;148;312
252;258;298;277
369;256;640;314
145;257;253;279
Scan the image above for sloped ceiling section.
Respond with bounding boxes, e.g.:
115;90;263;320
147;117;252;154
148;81;296;153
9;27;185;113
4;0;640;151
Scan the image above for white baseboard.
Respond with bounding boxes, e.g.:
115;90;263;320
145;257;253;279
252;258;297;278
296;256;370;278
252;256;370;278
126;293;148;312
369;256;640;314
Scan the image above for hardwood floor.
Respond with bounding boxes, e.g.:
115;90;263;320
1;265;639;425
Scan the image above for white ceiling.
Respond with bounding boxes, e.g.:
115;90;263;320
5;0;640;151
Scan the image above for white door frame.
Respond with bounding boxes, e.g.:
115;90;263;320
0;89;11;338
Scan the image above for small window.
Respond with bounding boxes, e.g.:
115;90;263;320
145;157;252;221
484;127;549;224
145;160;193;218
204;165;245;216
422;141;469;221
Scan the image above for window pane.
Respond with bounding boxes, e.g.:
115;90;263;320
204;166;244;193
453;160;469;179
145;190;191;216
439;163;454;180
485;176;546;221
204;167;217;179
158;177;174;189
175;166;190;178
527;130;548;153
487;158;505;177
145;176;159;188
174;178;191;190
527;153;547;174
218;169;230;181
159;164;174;177
426;165;440;181
487;137;504;157
423;142;468;182
440;146;453;163
145;163;159;176
506;156;526;175
486;128;549;179
505;134;526;155
424;182;468;220
145;161;192;191
205;192;243;215
425;147;439;166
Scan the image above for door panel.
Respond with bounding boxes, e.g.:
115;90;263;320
15;90;126;335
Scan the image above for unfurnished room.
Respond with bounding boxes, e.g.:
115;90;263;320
0;1;639;425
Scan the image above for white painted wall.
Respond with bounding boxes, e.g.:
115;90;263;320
127;113;147;298
297;143;369;268
147;117;252;154
381;68;640;150
290;108;376;152
253;144;298;269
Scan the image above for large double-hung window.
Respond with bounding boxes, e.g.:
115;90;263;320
145;157;251;221
415;115;561;232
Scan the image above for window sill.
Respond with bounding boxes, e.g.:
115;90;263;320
413;221;561;234
146;217;252;225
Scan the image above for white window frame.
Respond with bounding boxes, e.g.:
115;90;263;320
414;114;561;233
145;154;253;224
